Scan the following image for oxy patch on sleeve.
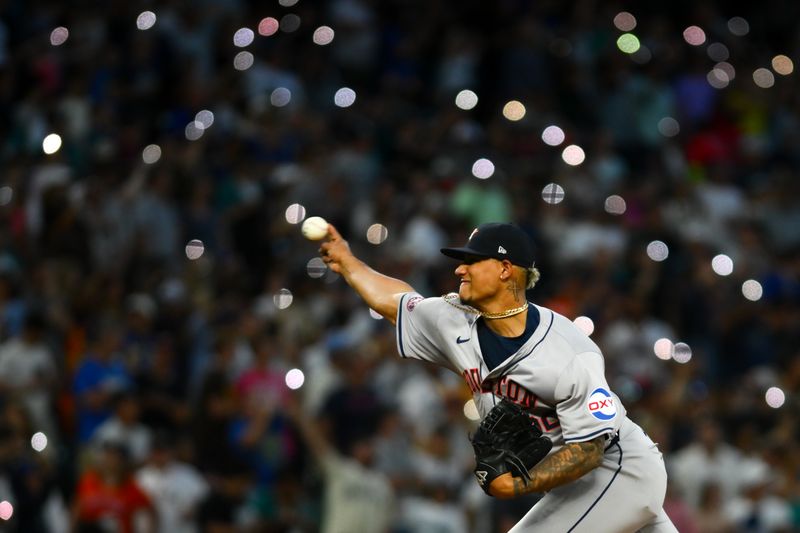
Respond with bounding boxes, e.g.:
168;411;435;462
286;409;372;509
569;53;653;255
586;388;617;421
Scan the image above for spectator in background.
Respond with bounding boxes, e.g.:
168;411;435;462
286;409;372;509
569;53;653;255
191;337;238;470
137;335;189;431
287;398;395;533
400;424;472;533
135;433;209;533
73;323;133;443
72;440;154;533
724;459;793;533
694;483;735;533
91;391;152;465
230;371;298;490
0;403;68;533
0;312;58;438
0;276;28;340
319;351;385;454
669;418;744;508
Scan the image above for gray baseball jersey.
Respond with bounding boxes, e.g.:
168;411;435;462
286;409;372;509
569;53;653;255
396;293;678;532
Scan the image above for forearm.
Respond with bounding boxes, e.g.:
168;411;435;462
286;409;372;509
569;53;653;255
493;437;605;498
337;256;414;324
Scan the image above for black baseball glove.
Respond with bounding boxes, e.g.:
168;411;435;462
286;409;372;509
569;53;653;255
471;399;553;495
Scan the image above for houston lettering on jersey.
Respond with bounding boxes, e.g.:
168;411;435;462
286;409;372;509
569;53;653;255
462;368;560;432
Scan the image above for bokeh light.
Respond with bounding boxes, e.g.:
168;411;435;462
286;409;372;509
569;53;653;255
280;14;301;33
31;432;48;452
727;16;750;36
233;28;255;47
279;0;299;6
772;55;794;76
195;110;215;129
654;338;674;360
765;387;785;408
573;316;595;336
285;369;305;390
0;501;12;521
561;144;585;166
463;399;480;421
683;26;706;46
616;33;640;54
334;87;356;107
542;183;565;205
185;239;205;260
753;68;775;88
285;203;306;224
471;158;495;179
541;125;565;146
366;223;389;244
142;144;162;164
271;87;292;107
136;11;157;30
306;257;327;278
258;17;280;36
742;279;763;301
50;27;69;46
715;62;736;81
42;133;62;154
273;289;293;310
658;117;680;137
313;26;335;45
455;90;478;110
707;68;730;89
502;100;526;121
613;12;637;32
233;51;254;70
707;42;729;62
672;342;692;364
711;254;733;276
185;121;204;141
604;195;627;215
646;240;669;262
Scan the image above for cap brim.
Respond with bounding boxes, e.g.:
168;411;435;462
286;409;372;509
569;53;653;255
440;246;491;261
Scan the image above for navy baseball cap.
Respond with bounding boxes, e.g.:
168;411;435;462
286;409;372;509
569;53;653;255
441;223;535;267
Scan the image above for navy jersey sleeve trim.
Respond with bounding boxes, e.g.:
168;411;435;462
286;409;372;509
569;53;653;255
396;294;408;358
567;442;623;532
563;427;614;442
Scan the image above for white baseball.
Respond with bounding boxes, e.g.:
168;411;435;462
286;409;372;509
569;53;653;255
301;216;329;240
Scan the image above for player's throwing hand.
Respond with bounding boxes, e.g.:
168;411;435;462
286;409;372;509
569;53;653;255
318;224;352;274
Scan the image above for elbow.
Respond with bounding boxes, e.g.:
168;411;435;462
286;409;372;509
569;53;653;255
584;439;605;471
588;451;604;471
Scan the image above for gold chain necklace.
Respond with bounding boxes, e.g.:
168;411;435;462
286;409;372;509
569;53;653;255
481;301;529;319
443;293;529;320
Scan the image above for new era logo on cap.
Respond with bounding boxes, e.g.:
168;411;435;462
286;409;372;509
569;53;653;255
498;246;507;254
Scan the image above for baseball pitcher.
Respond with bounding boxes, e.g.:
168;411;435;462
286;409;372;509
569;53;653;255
319;221;678;532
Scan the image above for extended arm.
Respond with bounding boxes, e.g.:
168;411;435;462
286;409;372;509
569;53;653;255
489;436;605;498
319;224;414;324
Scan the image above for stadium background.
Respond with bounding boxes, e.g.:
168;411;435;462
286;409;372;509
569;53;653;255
0;0;798;531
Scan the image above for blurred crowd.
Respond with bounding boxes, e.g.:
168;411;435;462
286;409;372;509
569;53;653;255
0;0;799;531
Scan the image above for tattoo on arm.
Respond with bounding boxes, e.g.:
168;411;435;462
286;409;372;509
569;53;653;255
513;477;525;497
516;437;605;496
